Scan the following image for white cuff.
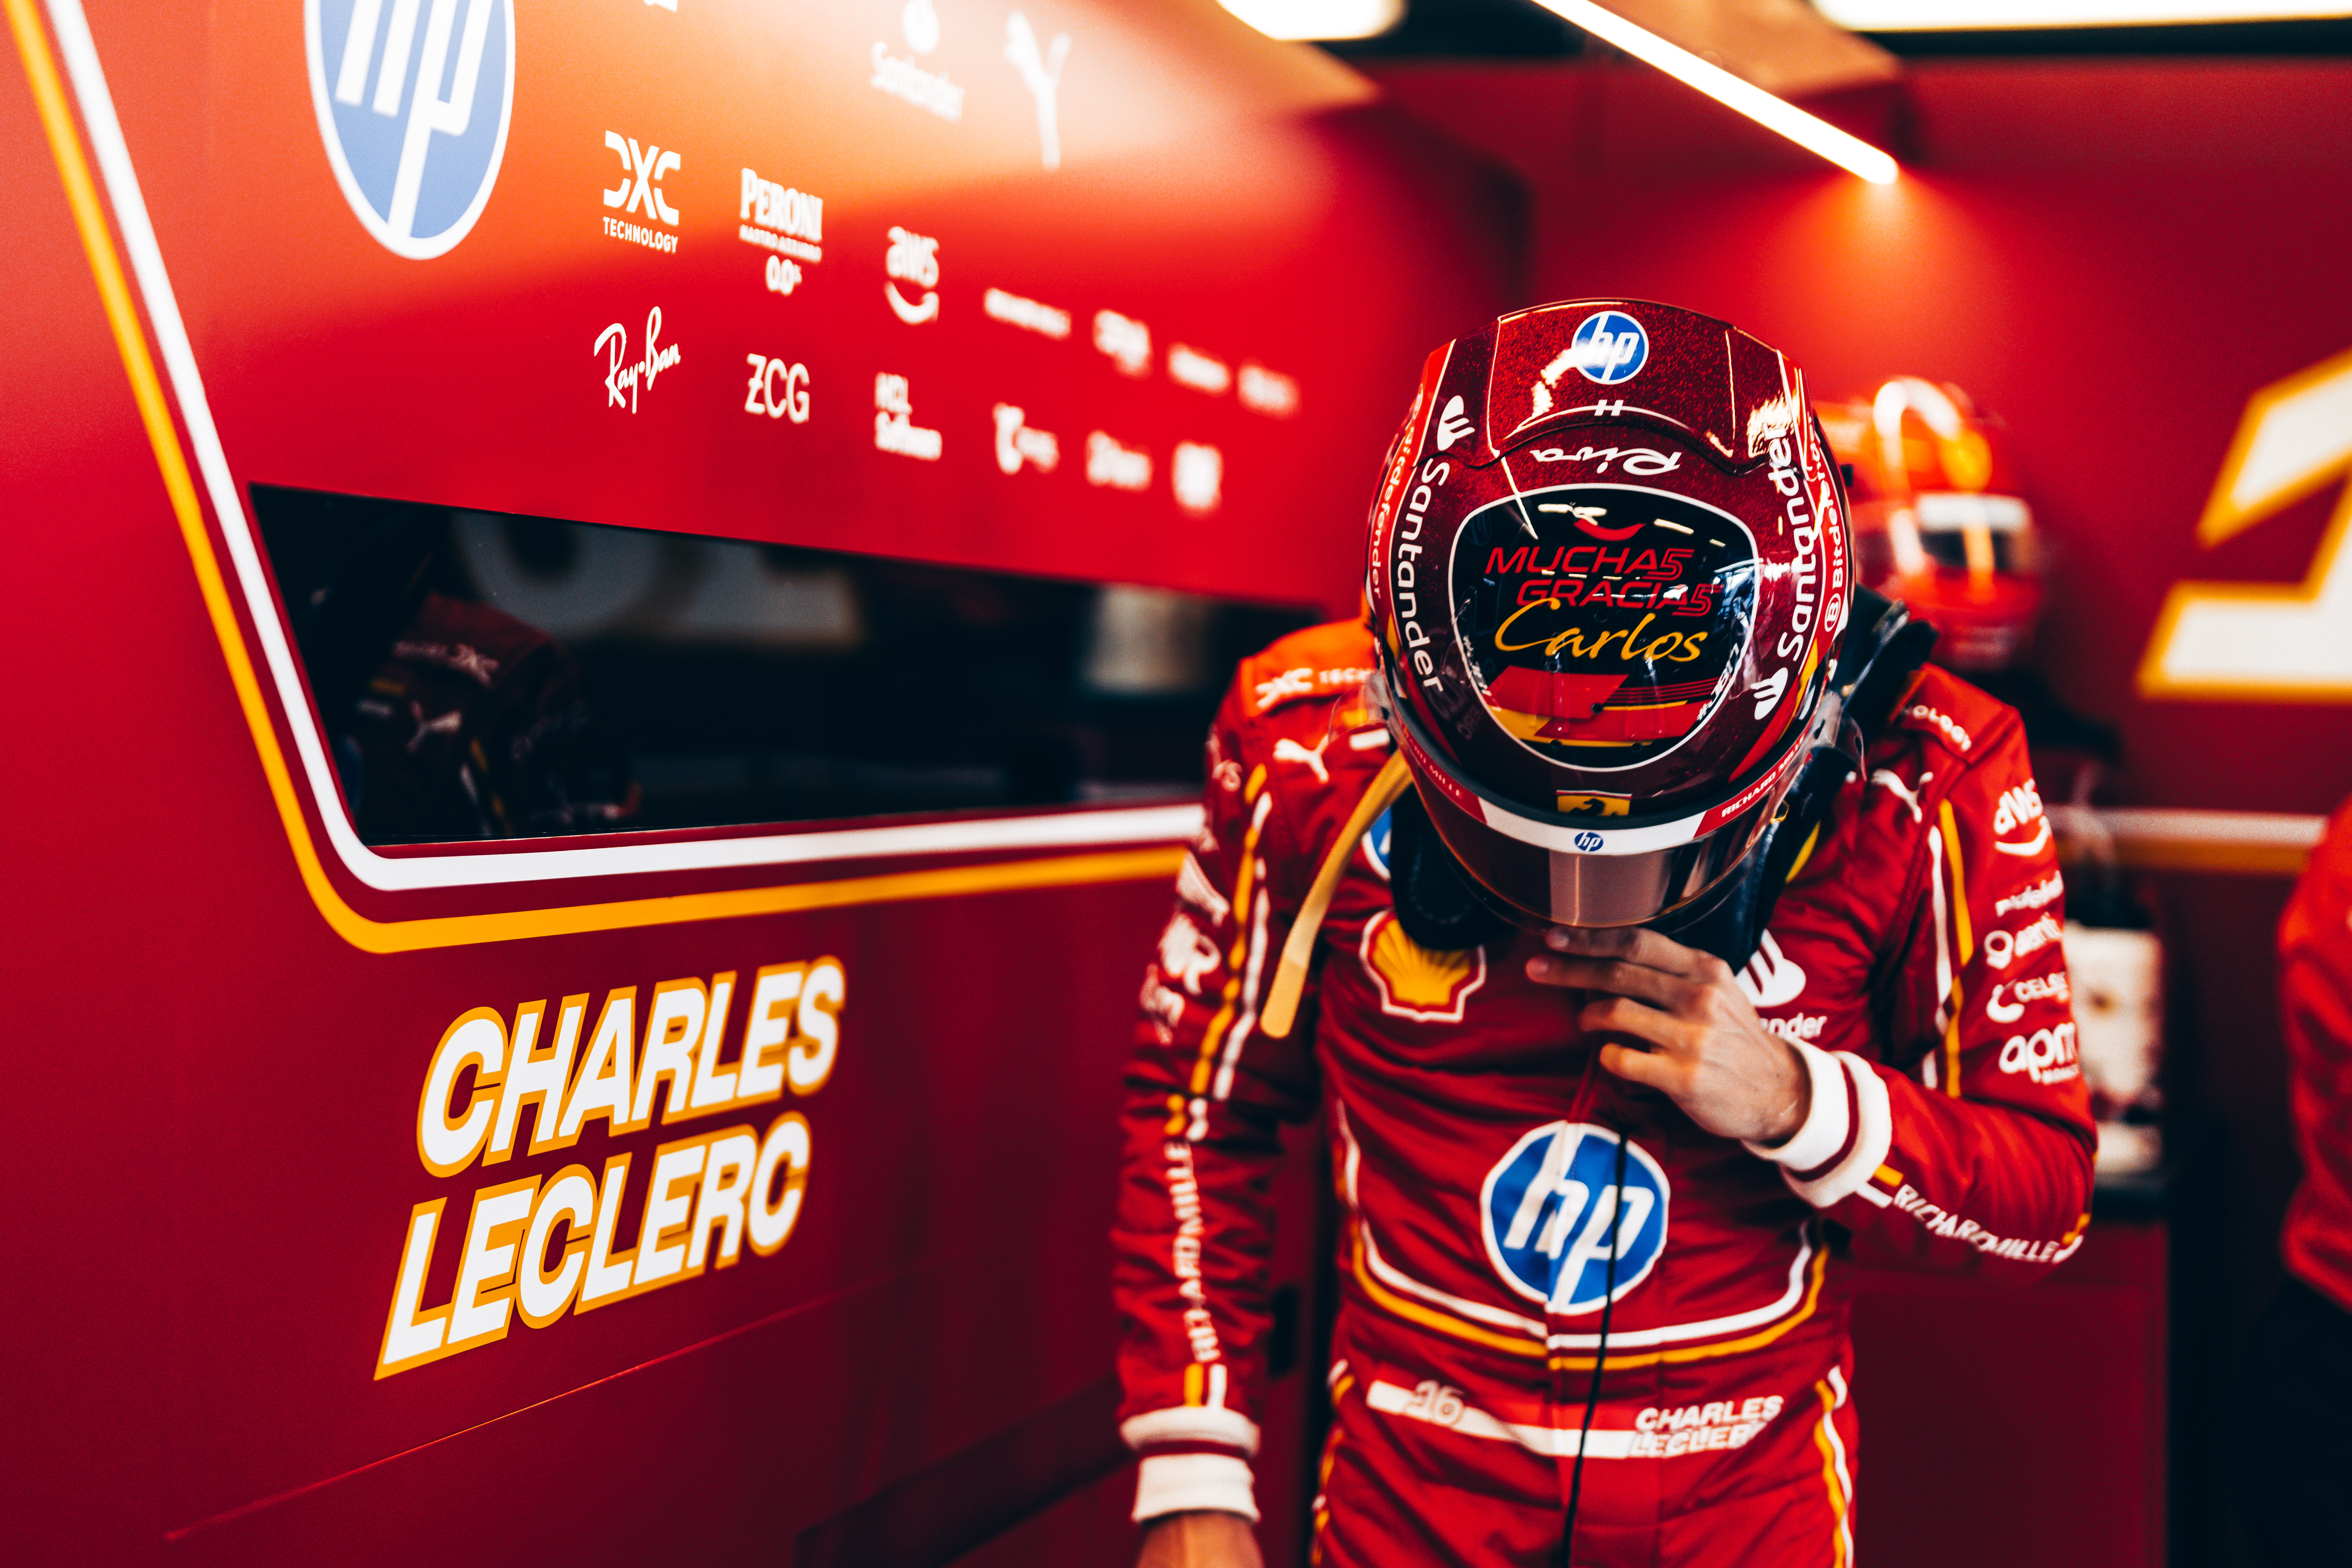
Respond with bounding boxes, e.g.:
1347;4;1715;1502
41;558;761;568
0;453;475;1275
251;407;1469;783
1133;1452;1259;1524
1744;1040;1850;1172
1782;1054;1895;1210
1120;1405;1261;1457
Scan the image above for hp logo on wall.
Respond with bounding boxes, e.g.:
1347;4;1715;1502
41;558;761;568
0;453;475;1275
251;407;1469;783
1480;1122;1669;1314
1569;310;1649;385
305;0;515;259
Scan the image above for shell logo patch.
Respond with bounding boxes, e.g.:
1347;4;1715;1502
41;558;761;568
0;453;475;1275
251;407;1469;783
1359;909;1486;1023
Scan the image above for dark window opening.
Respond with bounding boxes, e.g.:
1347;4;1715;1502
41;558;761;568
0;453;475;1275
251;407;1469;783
251;486;1316;846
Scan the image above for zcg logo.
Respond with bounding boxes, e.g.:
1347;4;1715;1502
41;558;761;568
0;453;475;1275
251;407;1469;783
306;0;515;259
1481;1123;1669;1314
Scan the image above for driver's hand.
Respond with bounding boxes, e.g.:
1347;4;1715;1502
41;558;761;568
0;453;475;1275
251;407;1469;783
1527;925;1811;1147
1134;1510;1263;1568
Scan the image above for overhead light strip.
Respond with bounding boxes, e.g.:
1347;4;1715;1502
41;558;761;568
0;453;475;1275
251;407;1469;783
1817;0;2351;27
1532;0;1900;184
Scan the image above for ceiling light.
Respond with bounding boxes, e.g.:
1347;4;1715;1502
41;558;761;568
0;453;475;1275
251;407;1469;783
1532;0;1900;183
1219;0;1406;40
1817;1;2352;26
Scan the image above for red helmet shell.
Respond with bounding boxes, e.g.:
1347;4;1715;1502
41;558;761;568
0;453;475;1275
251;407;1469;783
1367;301;1853;834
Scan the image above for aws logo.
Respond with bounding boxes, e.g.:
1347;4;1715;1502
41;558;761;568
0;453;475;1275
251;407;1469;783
1358;910;1485;1023
1481;1123;1669;1314
306;0;515;259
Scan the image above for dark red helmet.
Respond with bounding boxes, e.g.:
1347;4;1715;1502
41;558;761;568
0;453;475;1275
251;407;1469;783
1365;300;1855;929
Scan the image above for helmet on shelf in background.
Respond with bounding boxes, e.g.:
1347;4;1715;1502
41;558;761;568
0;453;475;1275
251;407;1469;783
1817;376;2042;675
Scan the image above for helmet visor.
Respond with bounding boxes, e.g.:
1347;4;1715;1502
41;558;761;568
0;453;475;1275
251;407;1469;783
1390;695;1813;929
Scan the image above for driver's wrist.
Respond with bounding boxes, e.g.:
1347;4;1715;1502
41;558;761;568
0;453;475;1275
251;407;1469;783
1134;1452;1259;1524
1755;1040;1813;1147
1744;1039;1844;1167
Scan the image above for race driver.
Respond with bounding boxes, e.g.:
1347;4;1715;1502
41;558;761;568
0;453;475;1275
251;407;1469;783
1112;301;2094;1567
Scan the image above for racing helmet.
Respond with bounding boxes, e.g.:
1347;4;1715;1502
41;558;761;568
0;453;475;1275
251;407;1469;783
1365;300;1855;930
1819;376;2042;673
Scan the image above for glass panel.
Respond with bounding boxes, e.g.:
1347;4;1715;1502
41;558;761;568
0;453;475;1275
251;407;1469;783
252;486;1315;845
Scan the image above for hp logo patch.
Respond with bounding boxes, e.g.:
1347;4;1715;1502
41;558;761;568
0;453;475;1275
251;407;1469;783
305;0;515;259
1572;829;1605;852
1480;1122;1669;1314
1569;310;1649;385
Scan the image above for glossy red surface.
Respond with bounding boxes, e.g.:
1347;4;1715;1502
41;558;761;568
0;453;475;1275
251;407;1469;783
1;3;1504;1562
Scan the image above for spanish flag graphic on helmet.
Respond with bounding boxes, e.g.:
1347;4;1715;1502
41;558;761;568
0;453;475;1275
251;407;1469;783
1363;300;1854;929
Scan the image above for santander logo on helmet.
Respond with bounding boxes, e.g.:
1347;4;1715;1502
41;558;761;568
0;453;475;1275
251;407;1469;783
1362;300;1854;929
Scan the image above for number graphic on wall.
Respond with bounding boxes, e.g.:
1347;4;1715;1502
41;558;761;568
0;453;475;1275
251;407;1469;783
2139;345;2352;701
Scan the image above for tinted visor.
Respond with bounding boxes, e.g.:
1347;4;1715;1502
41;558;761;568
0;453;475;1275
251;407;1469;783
1413;766;1783;928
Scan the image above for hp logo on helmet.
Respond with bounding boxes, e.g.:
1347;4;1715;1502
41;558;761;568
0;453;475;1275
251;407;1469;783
1570;310;1649;385
306;0;516;259
1481;1123;1669;1314
1573;829;1605;852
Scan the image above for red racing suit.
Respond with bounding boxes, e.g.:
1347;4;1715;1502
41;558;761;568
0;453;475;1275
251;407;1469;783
1112;621;2095;1566
2281;793;2352;1315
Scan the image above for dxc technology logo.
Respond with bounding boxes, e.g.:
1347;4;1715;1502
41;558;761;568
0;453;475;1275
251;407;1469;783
1481;1122;1668;1314
1569;310;1649;385
305;0;516;259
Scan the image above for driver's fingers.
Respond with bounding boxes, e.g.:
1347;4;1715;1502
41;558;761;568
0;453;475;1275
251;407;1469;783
1543;922;1702;976
1597;1039;1687;1095
1526;952;1691;1011
1579;994;1698;1054
1546;923;1737;989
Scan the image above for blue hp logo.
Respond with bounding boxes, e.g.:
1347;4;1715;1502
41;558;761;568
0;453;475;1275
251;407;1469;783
1480;1123;1669;1314
1570;310;1649;385
305;0;515;258
1572;829;1605;852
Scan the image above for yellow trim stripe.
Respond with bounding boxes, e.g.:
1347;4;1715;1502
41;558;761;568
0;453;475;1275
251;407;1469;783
1191;775;1269;1095
11;0;1181;954
1939;800;1974;962
1347;1227;1831;1372
1937;801;1972;1096
1812;1380;1852;1568
1942;994;1964;1098
1783;822;1822;885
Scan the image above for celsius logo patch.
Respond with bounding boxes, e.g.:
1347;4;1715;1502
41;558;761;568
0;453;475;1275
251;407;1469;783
1570;310;1648;385
1481;1123;1668;1314
305;0;515;260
